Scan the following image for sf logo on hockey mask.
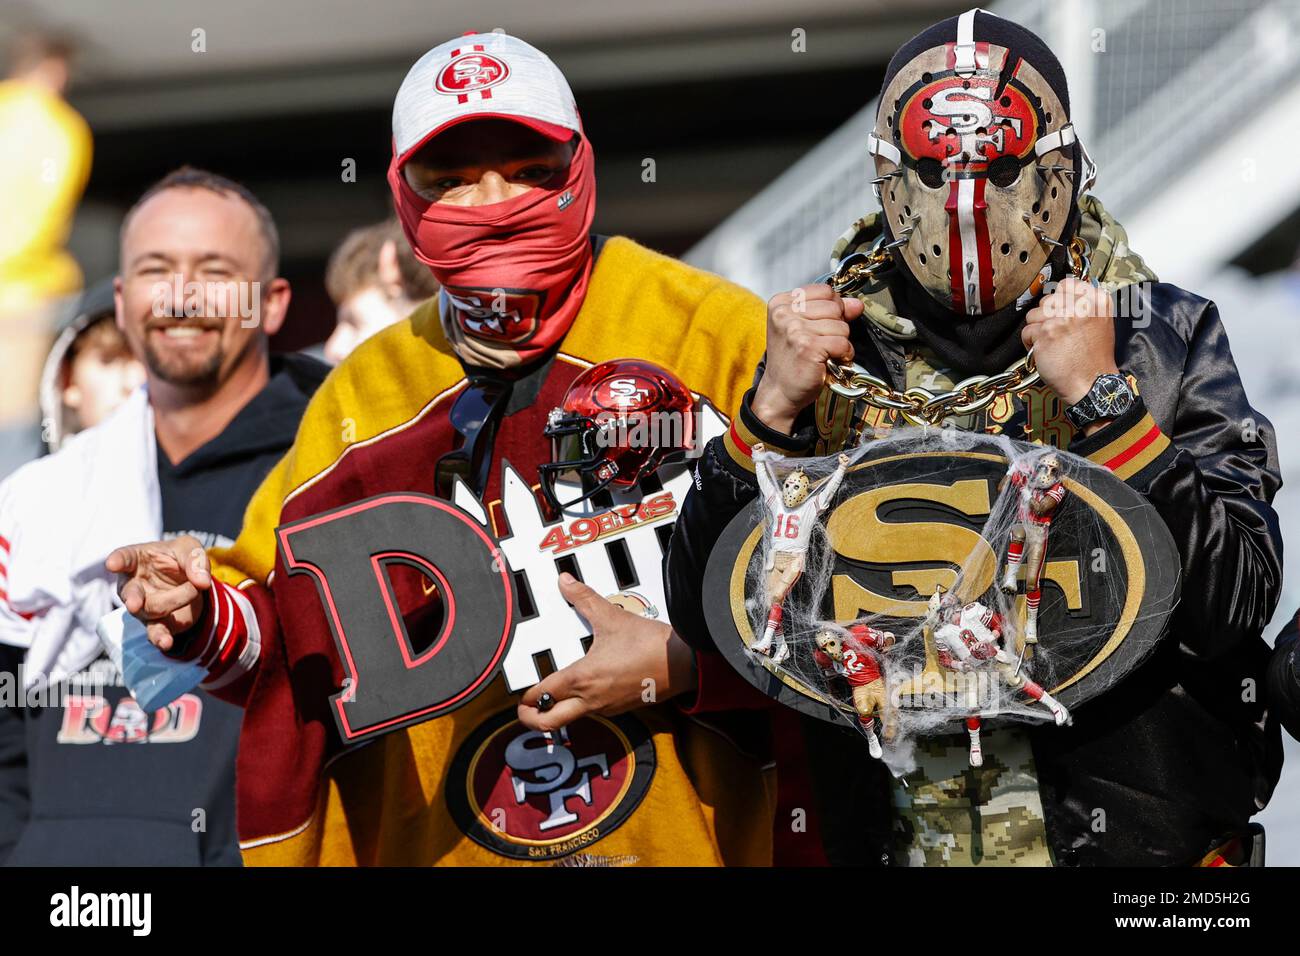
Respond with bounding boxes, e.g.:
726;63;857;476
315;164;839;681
872;37;1077;315
447;709;655;861
898;76;1035;174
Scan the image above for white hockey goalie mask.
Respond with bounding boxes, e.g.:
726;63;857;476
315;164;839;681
928;586;960;622
782;471;811;508
1031;452;1063;489
869;8;1090;316
815;629;843;661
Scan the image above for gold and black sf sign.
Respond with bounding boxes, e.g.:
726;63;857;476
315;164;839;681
702;446;1181;723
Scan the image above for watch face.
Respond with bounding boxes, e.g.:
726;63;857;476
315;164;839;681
1093;374;1133;417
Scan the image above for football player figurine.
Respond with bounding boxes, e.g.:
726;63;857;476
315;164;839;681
813;623;896;759
999;452;1067;645
927;588;1071;767
751;447;851;665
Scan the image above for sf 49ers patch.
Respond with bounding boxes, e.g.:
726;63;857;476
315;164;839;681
443;285;543;344
446;708;655;861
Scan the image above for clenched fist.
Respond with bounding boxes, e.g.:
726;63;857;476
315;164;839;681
751;283;864;435
1022;276;1119;412
105;535;212;652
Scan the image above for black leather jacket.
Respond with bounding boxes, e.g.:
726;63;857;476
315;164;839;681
1269;612;1300;743
666;282;1285;866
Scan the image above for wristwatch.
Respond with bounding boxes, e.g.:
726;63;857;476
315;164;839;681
1065;372;1135;430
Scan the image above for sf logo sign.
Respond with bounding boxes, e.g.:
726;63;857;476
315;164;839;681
702;443;1180;723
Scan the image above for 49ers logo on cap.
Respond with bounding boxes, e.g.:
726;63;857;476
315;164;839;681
436;46;510;104
446;708;655;861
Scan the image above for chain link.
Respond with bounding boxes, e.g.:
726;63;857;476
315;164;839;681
823;236;1092;426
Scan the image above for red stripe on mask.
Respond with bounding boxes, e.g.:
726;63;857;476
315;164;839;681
945;180;965;311
944;174;994;314
972;177;995;313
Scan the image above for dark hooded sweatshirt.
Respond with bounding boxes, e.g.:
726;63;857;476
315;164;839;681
0;353;327;866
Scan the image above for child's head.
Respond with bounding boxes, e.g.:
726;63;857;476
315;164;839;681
62;316;144;433
324;219;439;364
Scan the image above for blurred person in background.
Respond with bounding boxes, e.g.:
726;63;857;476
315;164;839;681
0;33;93;479
37;278;145;452
0;168;327;865
322;218;439;364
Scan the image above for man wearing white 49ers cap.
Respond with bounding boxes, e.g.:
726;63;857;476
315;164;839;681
106;31;788;866
388;31;598;370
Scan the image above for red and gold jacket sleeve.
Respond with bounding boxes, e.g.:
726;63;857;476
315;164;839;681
169;577;264;705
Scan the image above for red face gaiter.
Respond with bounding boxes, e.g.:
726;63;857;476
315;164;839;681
388;134;597;368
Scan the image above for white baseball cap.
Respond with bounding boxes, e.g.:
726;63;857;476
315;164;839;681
392;31;580;163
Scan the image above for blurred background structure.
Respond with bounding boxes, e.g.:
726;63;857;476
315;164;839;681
0;0;977;349
2;0;1299;860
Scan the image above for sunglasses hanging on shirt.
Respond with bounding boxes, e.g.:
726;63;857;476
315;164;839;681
434;377;513;500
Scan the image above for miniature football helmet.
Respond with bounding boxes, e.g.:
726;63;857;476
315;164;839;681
540;359;696;514
605;591;660;619
781;470;811;508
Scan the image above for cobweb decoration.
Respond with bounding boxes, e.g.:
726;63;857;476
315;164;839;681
746;425;1164;776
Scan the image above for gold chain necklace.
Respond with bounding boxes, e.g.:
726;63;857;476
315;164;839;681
823;236;1093;426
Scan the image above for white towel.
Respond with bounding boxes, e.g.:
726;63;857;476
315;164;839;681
0;387;161;689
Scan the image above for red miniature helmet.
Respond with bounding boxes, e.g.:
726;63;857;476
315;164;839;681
540;359;696;514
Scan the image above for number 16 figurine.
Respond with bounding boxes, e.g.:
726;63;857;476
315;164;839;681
751;447;850;665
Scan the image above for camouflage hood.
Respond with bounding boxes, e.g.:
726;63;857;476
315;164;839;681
829;194;1158;342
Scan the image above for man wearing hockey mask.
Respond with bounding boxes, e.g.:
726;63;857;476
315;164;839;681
866;3;1087;367
106;32;779;865
667;9;1284;866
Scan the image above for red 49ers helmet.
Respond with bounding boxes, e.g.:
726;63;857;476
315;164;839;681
540;359;696;514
